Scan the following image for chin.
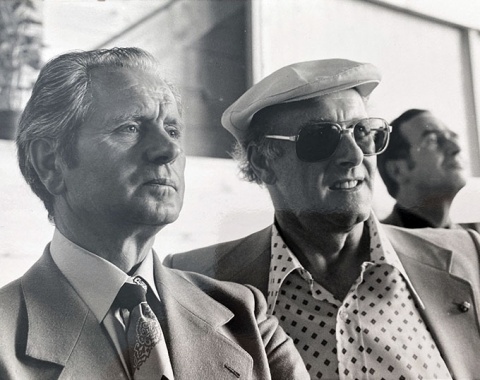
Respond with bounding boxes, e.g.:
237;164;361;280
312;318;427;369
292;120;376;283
151;209;181;226
128;203;182;227
324;207;371;228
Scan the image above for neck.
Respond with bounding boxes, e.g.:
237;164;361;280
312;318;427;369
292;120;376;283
275;211;370;299
396;190;455;228
55;217;161;273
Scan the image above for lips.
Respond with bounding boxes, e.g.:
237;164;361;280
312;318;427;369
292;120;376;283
330;179;362;190
444;159;464;170
144;178;177;190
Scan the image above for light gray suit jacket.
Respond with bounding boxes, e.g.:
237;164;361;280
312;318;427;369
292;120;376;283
165;224;480;379
0;246;309;379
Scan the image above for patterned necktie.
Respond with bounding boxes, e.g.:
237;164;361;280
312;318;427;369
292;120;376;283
115;277;174;380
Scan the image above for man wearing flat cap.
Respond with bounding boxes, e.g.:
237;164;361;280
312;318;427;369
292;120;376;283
165;59;480;379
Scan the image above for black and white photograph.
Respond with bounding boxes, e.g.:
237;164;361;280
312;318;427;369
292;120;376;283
1;0;480;379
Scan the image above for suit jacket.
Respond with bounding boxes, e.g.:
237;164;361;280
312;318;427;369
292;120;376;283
0;246;309;380
165;224;480;379
383;203;480;233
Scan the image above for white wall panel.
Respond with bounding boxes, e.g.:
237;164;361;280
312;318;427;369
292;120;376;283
252;0;476;172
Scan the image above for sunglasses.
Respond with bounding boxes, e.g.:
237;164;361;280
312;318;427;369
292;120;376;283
265;118;392;162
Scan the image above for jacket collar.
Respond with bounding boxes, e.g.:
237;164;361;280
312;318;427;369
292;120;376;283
384;225;453;270
151;253;253;379
384;225;480;378
153;253;234;329
21;246;127;379
214;225;272;296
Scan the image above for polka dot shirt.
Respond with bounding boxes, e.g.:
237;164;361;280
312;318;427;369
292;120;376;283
267;215;451;380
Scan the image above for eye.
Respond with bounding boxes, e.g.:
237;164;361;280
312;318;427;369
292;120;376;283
119;124;140;134
356;125;367;135
165;125;182;139
354;123;371;139
424;133;439;145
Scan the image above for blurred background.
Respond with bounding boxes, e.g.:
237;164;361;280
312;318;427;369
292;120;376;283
1;0;480;286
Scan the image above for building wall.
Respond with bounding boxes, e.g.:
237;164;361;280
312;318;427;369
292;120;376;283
44;0;247;158
250;0;480;216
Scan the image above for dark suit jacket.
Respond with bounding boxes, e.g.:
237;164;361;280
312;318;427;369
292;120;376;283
0;246;309;380
165;224;480;379
383;203;480;232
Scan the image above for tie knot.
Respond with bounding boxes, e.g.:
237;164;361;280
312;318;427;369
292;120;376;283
115;281;147;311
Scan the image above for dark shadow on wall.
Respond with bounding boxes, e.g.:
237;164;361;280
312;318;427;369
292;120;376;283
181;4;247;158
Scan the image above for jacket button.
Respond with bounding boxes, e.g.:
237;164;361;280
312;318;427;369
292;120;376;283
458;301;470;313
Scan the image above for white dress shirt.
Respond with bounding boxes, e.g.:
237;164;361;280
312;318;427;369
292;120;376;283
50;229;172;379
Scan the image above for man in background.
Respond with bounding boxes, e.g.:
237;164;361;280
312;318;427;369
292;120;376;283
0;47;307;380
378;109;480;231
166;60;480;379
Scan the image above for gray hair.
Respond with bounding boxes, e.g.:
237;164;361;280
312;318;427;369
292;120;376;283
231;104;285;185
16;47;181;221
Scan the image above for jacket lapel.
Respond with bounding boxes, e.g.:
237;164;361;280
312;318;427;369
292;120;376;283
386;227;480;378
215;225;272;297
22;247;126;380
153;255;254;379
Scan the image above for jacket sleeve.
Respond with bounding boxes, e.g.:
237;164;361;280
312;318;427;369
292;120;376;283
247;284;310;379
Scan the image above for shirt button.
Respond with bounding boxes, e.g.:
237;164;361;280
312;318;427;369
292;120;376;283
339;310;348;321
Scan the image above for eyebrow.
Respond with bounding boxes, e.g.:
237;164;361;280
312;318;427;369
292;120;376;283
298;118;326;127
110;112;144;125
164;116;185;130
421;129;458;139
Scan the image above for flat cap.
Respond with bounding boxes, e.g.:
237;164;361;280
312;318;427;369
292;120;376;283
221;59;381;141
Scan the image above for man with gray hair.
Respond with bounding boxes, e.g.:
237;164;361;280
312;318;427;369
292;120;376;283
166;59;480;379
0;48;308;379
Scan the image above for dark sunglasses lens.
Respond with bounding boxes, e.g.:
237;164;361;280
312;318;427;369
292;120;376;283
353;119;389;154
296;124;340;162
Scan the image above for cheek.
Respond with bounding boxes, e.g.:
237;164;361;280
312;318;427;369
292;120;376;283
177;154;187;172
414;157;440;173
364;155;377;172
173;155;186;185
293;167;328;198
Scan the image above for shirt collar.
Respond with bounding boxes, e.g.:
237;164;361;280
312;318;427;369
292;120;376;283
50;229;159;323
267;227;304;313
267;213;425;312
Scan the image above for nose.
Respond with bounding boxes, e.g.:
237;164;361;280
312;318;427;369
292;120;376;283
332;131;364;168
444;135;461;156
145;128;182;164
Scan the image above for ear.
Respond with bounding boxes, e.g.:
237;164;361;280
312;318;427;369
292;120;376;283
29;138;66;195
247;143;277;185
384;158;411;186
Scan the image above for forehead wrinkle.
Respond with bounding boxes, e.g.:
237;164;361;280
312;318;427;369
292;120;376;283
115;84;174;104
110;89;176;123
